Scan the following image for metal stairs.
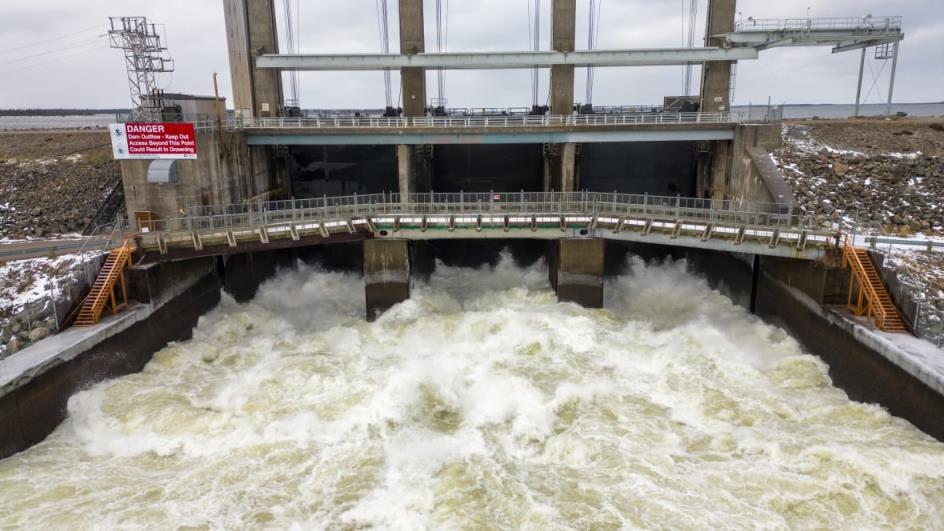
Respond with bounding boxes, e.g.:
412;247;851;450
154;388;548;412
842;241;907;332
74;238;135;327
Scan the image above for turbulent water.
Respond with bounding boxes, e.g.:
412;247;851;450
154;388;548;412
2;255;944;529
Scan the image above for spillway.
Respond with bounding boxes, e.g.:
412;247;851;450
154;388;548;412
1;255;942;528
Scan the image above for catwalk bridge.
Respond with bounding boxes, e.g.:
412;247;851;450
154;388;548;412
134;192;836;262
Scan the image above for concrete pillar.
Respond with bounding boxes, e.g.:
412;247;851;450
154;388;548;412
364;239;411;321
560;142;577;192
699;0;736;113
557;238;605;307
397;145;416;198
543;143;578;193
550;0;577;115
709;140;732;200
223;0;283;118
397;144;435;276
399;0;426;117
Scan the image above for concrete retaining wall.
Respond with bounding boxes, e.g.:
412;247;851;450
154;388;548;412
0;259;221;458
684;247;944;441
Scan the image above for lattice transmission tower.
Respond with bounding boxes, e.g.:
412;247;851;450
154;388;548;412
107;17;174;119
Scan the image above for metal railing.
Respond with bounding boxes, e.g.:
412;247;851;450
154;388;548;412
114;107;783;133
246;113;722;129
735;16;902;34
114;112;234;132
145;191;813;234
243;110;780;130
914;301;944;348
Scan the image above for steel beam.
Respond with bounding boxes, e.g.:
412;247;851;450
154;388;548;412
255;48;759;70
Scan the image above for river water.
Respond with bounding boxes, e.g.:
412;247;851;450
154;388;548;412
1;255;943;529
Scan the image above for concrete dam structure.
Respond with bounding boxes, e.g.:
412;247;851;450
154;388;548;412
3;2;943;528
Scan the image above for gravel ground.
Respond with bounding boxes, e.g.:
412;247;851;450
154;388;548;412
773;119;944;235
0;131;119;239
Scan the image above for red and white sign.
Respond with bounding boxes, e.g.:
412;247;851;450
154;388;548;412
110;122;198;160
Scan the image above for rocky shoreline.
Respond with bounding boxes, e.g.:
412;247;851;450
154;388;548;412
773;119;944;235
0;131;119;239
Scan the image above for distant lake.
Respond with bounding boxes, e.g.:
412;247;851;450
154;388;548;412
733;102;944;120
0;114;115;130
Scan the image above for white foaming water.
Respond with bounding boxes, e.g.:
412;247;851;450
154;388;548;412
1;254;943;529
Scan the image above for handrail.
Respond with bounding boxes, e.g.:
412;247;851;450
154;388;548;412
241;110;781;130
139;191;819;235
116;108;783;132
734;16;902;33
841;235;892;329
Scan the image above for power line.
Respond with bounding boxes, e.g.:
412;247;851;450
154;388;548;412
374;0;392;107
585;0;603;105
0;24;103;54
529;0;541;107
0;37;104;66
434;0;450;106
0;43;109;78
683;0;699;96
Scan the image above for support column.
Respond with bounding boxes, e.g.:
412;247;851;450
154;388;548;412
397;144;435;278
854;47;866;117
709;140;732;200
399;0;426;117
560;142;577;192
885;42;900;119
364;239;410;321
543;143;577;193
699;0;736;113
223;0;283;118
550;0;577;115
557;238;605;308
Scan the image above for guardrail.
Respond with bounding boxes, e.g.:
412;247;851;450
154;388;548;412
735;16;902;33
242;111;780;129
140;192;813;234
114;107;783;133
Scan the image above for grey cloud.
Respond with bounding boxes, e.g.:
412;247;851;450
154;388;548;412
0;0;940;109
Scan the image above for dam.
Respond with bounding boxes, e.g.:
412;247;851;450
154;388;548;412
2;1;944;528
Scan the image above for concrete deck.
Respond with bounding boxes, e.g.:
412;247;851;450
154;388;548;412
0;306;150;396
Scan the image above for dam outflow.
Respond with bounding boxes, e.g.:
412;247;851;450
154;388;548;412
2;1;942;528
2;257;943;528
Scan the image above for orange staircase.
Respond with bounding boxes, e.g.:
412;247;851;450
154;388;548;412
74;237;136;327
841;238;907;332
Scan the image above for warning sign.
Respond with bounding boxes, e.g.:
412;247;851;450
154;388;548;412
110;122;198;160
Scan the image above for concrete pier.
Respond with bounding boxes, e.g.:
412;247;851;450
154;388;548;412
398;0;426;117
557;238;605;307
699;0;735;113
550;0;576;115
223;0;282;117
364;239;411;320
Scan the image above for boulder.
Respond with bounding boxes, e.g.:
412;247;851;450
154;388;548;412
29;327;50;342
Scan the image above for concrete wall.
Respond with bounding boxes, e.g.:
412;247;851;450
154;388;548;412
1;259;221;459
695;123;793;204
122;131;283;223
682;247;944;442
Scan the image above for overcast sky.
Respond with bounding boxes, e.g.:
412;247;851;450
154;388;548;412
0;0;941;110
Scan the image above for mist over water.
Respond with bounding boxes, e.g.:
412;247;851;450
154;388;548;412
1;254;943;529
